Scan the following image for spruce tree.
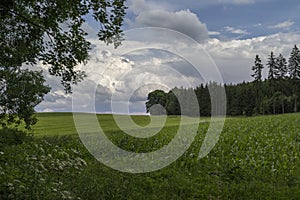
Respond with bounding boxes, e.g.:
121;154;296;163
288;45;300;79
267;52;276;79
288;45;300;112
275;54;288;79
275;54;288;113
267;52;277;114
251;55;264;114
252;55;264;82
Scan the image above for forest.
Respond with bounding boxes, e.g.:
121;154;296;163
146;45;300;116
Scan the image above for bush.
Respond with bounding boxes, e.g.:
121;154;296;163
0;128;31;148
0;136;87;199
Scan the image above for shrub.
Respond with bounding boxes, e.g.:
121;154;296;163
0;128;31;148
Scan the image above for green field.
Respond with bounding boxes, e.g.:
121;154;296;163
33;113;208;136
1;113;300;199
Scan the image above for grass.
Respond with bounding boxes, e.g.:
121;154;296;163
1;112;300;199
33;112;78;136
33;113;209;136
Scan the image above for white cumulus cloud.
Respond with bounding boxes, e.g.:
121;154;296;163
127;0;209;42
224;26;249;35
204;32;300;83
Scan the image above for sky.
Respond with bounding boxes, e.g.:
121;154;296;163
36;0;300;114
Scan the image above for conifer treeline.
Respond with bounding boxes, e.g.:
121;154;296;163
146;45;300;116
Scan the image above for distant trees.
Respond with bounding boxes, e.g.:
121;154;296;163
146;45;300;116
146;88;199;116
146;90;168;115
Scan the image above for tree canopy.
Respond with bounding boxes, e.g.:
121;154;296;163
0;67;50;129
0;0;127;92
0;0;127;129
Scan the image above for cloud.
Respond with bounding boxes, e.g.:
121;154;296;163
208;31;221;36
135;0;259;8
253;23;262;27
128;0;166;14
269;20;295;29
216;0;255;4
204;32;300;83
34;19;300;114
224;26;249;35
127;0;209;42
36;35;206;114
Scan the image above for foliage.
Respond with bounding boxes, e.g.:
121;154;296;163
1;113;300;199
146;90;168;115
0;128;31;148
0;136;87;199
0;0;127;129
0;0;127;92
0;67;50;129
146;87;203;117
146;79;300;117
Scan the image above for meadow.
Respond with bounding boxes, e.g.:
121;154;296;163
0;113;299;199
